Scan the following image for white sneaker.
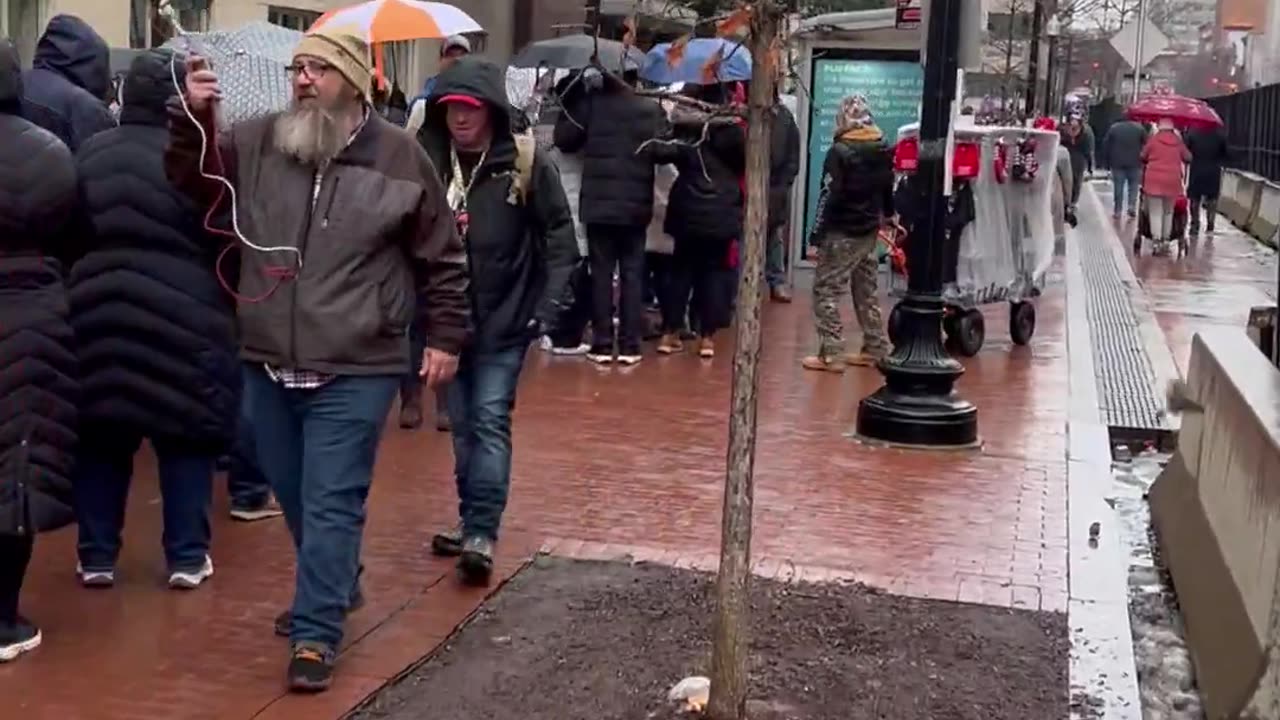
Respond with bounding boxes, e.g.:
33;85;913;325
168;555;214;589
615;354;642;366
76;563;115;588
549;343;591;356
0;620;41;663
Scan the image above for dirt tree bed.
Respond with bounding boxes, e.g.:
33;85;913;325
351;557;1068;720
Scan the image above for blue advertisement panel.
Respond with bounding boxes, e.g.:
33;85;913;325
802;57;924;256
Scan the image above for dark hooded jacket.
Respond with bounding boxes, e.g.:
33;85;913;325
811;128;895;241
0;39;80;536
70;50;238;451
1185;127;1230;199
417;57;580;352
654;108;747;243
553;74;667;228
21;14;116;152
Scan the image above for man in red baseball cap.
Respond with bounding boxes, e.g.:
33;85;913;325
415;57;578;585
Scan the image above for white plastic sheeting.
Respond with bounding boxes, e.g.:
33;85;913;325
897;123;1059;308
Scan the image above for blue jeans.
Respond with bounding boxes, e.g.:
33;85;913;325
227;407;271;509
445;345;528;541
74;433;214;573
242;365;398;648
765;224;786;289
1113;166;1141;216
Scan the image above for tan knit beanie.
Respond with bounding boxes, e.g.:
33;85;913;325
293;26;372;99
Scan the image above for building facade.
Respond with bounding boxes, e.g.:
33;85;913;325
1;0;596;90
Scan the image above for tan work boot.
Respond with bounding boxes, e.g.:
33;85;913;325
802;355;846;373
399;383;423;429
657;334;683;355
770;286;793;303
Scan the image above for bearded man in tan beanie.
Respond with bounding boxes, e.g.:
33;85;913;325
164;25;470;693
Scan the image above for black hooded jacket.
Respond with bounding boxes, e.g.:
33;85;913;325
655;109;747;243
69;50;239;451
21;14;116;152
769;103;801;230
811;133;895;241
0;39;80;536
553;76;667;228
417;57;580;352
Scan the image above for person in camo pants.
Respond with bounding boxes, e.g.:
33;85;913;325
803;94;895;373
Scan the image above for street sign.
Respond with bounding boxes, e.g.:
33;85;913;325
897;0;922;29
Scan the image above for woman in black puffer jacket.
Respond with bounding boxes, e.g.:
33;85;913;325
653;83;747;359
68;50;237;590
0;37;80;663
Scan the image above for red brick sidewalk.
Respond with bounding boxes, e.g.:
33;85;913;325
0;282;1069;719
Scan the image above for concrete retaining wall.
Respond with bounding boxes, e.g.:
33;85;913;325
1149;328;1280;719
1221;169;1264;231
1247;181;1280;248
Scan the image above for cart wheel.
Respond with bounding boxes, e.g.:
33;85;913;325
1010;302;1036;346
888;304;905;347
954;309;985;357
942;307;961;342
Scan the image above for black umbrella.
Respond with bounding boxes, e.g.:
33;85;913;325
511;34;644;72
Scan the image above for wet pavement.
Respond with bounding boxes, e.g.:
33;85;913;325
0;274;1072;718
1106;191;1278;375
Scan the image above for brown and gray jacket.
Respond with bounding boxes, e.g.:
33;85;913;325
164;101;469;375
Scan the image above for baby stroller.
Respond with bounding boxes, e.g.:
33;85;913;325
1134;193;1189;257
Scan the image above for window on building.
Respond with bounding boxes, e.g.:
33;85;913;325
268;6;321;32
132;0;211;49
1;0;44;64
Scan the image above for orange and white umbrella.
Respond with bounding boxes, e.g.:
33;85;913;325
311;0;483;44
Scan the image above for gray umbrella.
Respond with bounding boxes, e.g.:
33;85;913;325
163;21;303;124
511;34;644;72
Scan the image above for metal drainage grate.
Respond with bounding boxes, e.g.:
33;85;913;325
1078;229;1171;431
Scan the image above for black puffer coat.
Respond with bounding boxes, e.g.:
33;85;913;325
0;39;80;536
1185;127;1230;199
553;82;667;227
656;112;747;243
21;14;115;152
811;132;895;241
70;50;239;451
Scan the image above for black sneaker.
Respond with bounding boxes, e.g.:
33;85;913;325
287;641;334;693
274;573;365;637
458;535;495;586
430;522;464;557
0;617;41;662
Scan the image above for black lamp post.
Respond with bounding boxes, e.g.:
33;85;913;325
856;0;979;448
1043;15;1061;116
1024;0;1044;117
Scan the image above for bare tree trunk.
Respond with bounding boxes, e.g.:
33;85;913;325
706;3;778;719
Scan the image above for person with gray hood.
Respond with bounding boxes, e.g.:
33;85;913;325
1101;117;1149;219
21;14;115;152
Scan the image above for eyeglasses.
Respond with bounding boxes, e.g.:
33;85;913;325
286;61;333;80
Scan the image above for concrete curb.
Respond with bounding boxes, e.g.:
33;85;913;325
1063;201;1143;719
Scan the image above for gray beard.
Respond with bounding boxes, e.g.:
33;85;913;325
273;104;348;167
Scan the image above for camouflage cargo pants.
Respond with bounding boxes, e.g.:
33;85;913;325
811;231;889;359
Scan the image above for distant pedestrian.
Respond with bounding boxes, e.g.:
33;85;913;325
405;34;471;134
1101;117;1149;219
416;57;578;585
169;27;469;692
20;14;115;151
1185;125;1230;235
1140;118;1191;243
802;94;894;373
0;37;80;664
1059;115;1094;210
69;50;239;592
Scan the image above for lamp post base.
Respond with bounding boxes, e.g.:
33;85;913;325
855;298;980;448
856;385;980;448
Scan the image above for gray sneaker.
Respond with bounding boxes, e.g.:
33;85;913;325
458;536;494;585
431;523;464;557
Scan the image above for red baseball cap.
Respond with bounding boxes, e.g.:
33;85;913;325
437;94;483;108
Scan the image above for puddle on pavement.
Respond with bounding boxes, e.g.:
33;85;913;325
1111;446;1204;720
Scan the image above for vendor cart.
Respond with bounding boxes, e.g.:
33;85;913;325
885;123;1059;357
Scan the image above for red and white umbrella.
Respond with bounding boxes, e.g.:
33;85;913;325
1125;91;1223;130
310;0;483;44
